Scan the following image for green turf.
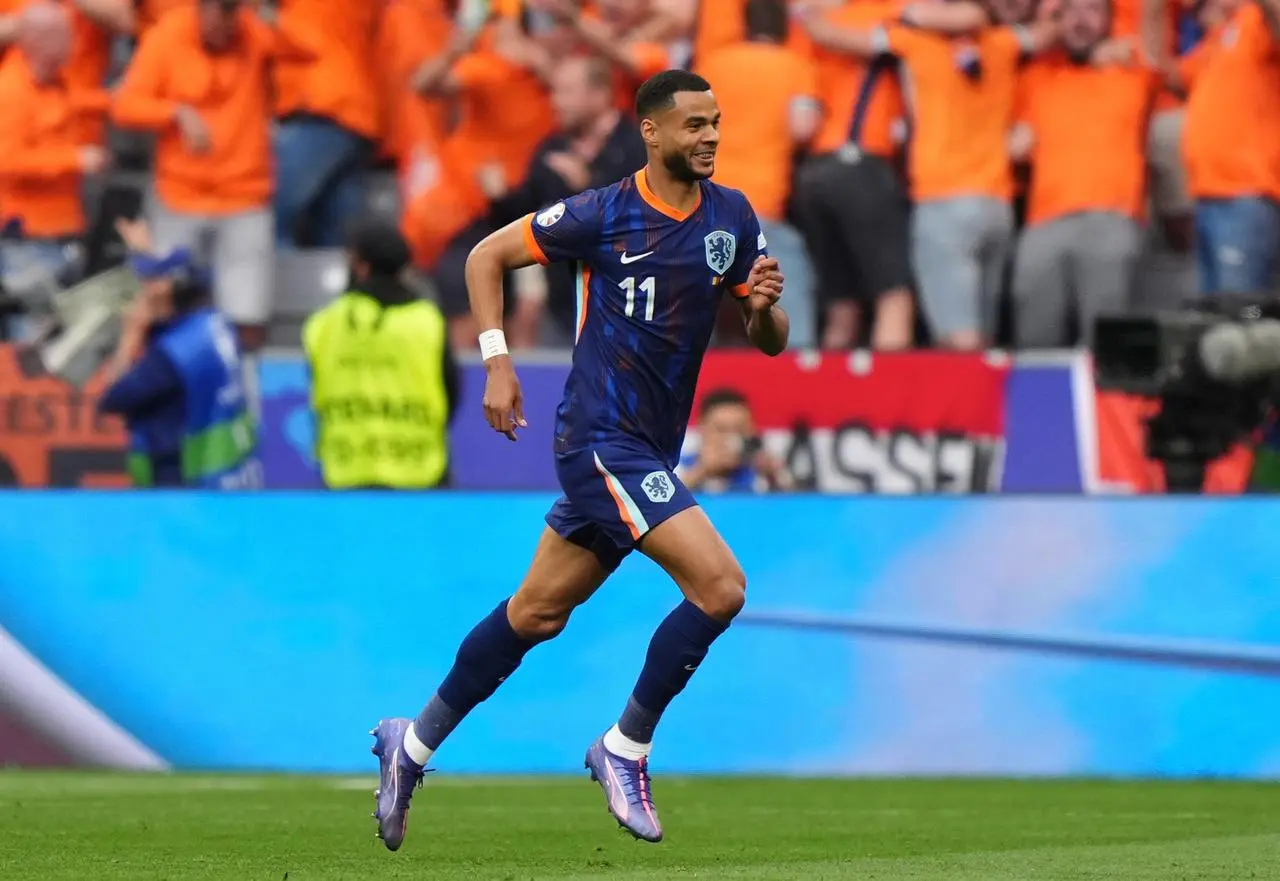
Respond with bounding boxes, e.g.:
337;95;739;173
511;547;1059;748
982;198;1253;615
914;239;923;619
0;773;1277;879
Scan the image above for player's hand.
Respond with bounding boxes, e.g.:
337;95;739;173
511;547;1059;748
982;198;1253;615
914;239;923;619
745;255;783;313
482;357;528;441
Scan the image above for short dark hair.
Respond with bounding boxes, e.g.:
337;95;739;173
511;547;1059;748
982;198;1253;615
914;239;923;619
348;218;411;277
744;0;788;42
699;387;749;418
634;69;712;120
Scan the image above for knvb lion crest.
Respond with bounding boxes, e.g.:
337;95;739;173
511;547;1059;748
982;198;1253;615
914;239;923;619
704;230;736;275
641;471;674;503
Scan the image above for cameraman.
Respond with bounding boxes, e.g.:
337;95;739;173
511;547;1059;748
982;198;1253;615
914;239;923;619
679;388;793;493
97;221;260;489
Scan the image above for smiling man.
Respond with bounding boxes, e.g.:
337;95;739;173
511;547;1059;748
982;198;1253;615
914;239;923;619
370;70;791;850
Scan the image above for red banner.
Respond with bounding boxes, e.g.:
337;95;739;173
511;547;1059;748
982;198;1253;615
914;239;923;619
693;351;1010;492
1094;390;1252;493
0;345;128;488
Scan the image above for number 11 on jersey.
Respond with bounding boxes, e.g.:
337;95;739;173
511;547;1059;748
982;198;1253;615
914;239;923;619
620;276;656;322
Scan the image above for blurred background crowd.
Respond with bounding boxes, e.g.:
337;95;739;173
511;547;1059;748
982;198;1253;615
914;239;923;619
0;0;1275;356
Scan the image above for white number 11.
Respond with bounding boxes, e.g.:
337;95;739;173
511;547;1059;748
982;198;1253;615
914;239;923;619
620;276;656;321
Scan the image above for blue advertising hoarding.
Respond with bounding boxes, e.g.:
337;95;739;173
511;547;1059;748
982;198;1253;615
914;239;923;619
1;494;1277;776
256;353;1093;493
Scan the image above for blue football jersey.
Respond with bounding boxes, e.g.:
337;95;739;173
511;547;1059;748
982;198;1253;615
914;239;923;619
523;170;767;466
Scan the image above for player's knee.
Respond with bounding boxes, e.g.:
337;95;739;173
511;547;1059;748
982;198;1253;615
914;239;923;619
506;592;574;642
695;565;747;623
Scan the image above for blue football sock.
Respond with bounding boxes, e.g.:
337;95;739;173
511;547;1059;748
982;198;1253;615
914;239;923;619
413;599;535;751
618;600;729;744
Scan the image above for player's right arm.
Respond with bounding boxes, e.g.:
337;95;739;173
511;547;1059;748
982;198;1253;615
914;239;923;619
465;193;606;440
464;216;542;441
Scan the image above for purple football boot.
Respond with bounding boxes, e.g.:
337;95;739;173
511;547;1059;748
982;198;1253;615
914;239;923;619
370;717;425;851
584;736;664;842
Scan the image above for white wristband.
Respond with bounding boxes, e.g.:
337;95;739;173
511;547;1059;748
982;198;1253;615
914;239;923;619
478;329;508;361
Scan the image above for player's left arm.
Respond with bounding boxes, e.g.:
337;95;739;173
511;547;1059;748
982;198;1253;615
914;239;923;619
728;215;789;357
740;258;789;356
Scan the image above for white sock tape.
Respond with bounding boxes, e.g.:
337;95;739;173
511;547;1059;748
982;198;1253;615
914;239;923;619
478;329;508;361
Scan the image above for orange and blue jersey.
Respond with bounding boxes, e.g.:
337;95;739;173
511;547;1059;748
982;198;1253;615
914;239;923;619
522;169;767;467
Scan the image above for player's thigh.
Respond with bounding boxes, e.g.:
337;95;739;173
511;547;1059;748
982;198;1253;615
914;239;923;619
639;505;746;623
509;517;612;642
213;209;274;326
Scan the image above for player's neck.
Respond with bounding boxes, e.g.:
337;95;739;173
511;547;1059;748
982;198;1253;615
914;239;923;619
641;166;700;215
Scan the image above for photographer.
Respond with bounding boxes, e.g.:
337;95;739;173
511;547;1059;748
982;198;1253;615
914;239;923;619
679;388;793;493
96;220;260;489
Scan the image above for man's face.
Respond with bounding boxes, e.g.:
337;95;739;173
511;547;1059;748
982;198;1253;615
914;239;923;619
1061;0;1110;57
199;0;240;51
598;0;647;27
550;60;605;134
648;90;720;182
19;6;71;81
700;401;755;470
987;0;1035;24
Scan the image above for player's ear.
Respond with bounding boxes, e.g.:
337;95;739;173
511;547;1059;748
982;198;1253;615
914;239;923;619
640;117;660;149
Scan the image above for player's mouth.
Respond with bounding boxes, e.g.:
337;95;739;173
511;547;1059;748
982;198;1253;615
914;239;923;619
692;150;716;165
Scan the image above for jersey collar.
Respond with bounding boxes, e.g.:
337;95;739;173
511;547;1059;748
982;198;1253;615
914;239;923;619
635;170;701;222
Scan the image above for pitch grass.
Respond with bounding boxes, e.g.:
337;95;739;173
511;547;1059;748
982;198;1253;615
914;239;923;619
1;774;1278;880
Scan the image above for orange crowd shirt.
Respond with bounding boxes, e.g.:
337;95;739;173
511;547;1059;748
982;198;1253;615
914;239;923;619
615;40;671;112
692;0;813;64
273;0;382;140
1179;2;1280;201
110;6;276;214
0;51;107;236
809;0;903;158
696;41;817;221
886;25;1023;202
135;0;190;34
0;0;112;142
444;47;553;193
1016;56;1156;226
375;0;453;163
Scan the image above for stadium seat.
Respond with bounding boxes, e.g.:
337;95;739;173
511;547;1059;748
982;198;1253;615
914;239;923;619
267;248;349;347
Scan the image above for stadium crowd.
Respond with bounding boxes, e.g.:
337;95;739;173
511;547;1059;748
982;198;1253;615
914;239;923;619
0;0;1276;354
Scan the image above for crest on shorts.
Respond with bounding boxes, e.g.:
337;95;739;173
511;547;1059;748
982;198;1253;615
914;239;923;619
704;230;736;275
642;471;674;503
536;202;565;227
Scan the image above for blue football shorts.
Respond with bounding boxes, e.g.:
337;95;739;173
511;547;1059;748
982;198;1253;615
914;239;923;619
544;442;698;571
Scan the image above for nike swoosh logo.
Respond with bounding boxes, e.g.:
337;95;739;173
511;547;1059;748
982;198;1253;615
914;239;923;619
620;251;654;265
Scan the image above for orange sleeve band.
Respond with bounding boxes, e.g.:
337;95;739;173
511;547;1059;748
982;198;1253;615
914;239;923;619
731;283;750;299
521;214;550;265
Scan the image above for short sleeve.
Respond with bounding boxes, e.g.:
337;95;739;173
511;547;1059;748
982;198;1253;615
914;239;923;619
522;190;606;265
726;200;767;298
